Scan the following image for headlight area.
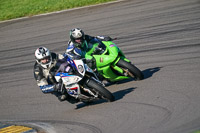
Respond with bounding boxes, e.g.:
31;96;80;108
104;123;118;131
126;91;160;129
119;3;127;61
78;65;84;73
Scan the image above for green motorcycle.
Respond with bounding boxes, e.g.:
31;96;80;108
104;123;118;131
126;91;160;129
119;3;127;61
85;40;144;82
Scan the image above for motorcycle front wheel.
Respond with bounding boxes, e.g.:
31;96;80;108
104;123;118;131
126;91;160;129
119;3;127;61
116;59;144;80
86;79;115;102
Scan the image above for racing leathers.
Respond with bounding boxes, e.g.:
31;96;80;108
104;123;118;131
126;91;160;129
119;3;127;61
33;52;77;103
65;35;112;69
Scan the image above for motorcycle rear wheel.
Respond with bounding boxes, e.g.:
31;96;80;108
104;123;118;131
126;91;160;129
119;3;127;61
86;79;115;102
116;59;144;80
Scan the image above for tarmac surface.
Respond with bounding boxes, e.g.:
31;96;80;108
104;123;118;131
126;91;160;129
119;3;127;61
0;0;200;133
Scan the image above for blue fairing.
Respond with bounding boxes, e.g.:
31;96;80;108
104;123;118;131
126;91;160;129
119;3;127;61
56;72;75;77
66;57;78;71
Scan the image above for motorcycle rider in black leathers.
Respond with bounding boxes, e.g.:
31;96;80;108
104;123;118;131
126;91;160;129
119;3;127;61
33;46;78;103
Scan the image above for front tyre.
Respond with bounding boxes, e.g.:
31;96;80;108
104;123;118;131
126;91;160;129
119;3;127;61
116;59;144;80
86;79;115;102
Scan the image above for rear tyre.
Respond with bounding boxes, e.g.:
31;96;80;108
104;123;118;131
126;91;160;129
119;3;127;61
86;79;115;102
116;59;144;80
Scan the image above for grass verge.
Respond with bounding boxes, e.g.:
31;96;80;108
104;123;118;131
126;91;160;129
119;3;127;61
0;0;115;21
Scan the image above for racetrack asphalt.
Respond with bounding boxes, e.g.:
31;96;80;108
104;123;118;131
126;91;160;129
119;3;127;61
0;0;200;133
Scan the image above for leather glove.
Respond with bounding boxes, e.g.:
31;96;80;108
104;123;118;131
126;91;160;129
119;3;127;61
54;83;67;94
54;83;61;92
54;78;63;91
83;58;96;69
82;58;92;63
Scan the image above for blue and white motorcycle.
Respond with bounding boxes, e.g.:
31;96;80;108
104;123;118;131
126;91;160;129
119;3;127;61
54;57;115;103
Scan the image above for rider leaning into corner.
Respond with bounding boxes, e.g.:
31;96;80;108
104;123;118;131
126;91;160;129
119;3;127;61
64;28;114;71
33;46;79;104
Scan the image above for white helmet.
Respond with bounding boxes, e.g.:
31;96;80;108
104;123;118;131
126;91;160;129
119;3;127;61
70;28;86;48
35;47;52;68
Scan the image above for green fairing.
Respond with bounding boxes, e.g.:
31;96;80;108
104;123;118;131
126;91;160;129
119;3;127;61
85;41;132;82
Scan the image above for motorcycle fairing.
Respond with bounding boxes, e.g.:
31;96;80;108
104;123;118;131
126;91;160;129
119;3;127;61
85;41;132;81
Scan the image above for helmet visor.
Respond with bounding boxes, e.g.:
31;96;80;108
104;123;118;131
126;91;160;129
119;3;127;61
38;56;51;65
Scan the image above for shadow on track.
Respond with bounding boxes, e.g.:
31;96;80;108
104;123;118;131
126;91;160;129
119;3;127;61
142;67;162;79
75;67;161;109
75;100;106;109
105;67;162;86
111;67;162;101
75;87;135;109
112;87;136;101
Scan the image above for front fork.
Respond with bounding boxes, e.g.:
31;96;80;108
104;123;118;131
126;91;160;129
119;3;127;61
111;58;133;77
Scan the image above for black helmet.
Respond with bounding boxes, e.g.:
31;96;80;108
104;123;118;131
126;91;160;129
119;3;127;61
70;28;86;48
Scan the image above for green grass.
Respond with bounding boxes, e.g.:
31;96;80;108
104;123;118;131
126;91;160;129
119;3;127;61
0;0;115;21
193;131;200;133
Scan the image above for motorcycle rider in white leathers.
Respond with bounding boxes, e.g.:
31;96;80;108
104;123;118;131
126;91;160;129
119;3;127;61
33;46;78;103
